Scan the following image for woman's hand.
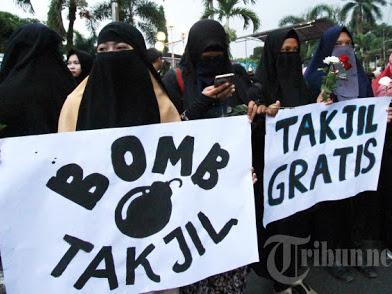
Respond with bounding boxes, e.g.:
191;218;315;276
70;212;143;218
317;90;333;105
247;100;281;121
247;100;260;122
202;82;235;100
264;101;280;117
387;106;392;123
251;167;257;184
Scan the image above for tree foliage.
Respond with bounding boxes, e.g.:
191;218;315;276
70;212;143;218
0;11;40;52
73;30;97;56
341;0;386;34
248;46;262;61
202;0;256;11
47;0;94;51
279;4;335;27
278;4;342;63
202;0;260;32
92;0;167;45
13;0;35;14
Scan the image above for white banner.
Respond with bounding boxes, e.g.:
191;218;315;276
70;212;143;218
0;116;258;294
264;97;391;226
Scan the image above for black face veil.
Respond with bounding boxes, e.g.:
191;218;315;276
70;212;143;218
76;22;161;130
179;19;233;108
259;29;311;107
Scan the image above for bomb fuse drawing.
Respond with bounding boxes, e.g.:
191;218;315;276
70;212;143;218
115;178;183;238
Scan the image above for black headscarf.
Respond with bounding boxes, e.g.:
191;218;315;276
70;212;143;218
0;23;76;138
259;29;311;107
179;19;237;109
180;19;231;72
304;26;373;100
67;49;94;85
76;22;162;130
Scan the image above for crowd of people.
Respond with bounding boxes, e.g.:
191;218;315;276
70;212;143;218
0;18;392;294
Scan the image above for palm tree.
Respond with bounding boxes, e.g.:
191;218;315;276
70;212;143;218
279;4;337;63
203;0;214;12
354;33;382;69
341;0;386;35
92;0;167;45
278;4;336;64
47;0;94;52
202;0;260;33
332;6;346;26
13;0;35;14
73;30;97;56
202;0;257;11
279;4;334;26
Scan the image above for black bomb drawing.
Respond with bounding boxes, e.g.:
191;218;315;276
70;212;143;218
115;179;183;238
46;135;231;242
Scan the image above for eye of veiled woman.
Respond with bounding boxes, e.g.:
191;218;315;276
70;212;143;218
115;43;133;51
97;46;107;52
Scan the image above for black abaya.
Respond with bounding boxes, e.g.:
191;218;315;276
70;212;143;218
0;23;75;138
251;29;314;290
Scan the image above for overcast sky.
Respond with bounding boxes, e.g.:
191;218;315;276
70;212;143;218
2;0;392;58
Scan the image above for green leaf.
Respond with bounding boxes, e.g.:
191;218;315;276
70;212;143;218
0;124;6;131
228;104;248;116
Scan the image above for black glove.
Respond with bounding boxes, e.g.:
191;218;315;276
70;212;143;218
183;93;216;120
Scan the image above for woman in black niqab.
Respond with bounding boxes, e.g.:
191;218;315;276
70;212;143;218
163;19;250;119
0;23;76;138
77;22;160;130
66;49;94;85
59;22;179;132
165;19;250;294
258;29;312;107
249;29;319;294
180;18;232;92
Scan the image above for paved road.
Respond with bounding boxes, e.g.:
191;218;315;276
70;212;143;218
246;264;392;294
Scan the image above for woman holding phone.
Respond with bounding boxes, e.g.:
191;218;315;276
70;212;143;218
163;19;251;293
163;19;250;120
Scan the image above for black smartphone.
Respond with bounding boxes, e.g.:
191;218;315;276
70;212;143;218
214;73;235;87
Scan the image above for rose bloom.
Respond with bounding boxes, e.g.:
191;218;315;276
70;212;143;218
379;76;392;86
323;56;340;65
343;62;352;70
340;55;349;63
